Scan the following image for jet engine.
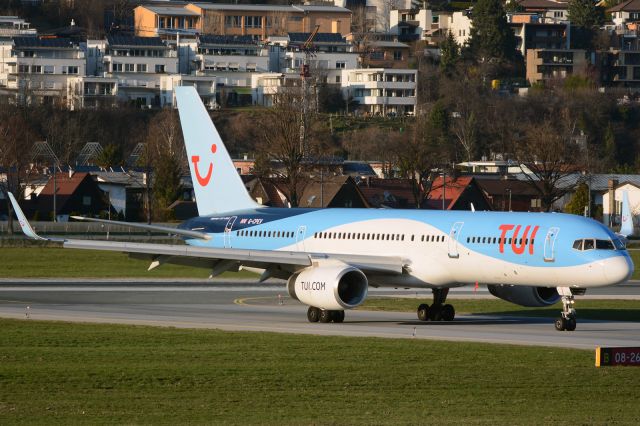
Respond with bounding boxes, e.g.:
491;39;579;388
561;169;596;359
487;285;560;307
287;261;368;310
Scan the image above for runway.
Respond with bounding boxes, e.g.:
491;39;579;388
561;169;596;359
0;279;639;350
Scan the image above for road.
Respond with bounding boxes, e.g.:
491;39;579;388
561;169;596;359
0;279;639;350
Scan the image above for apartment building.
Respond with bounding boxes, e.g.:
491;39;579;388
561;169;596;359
134;5;201;39
517;0;570;24
341;68;417;116
284;32;357;84
389;8;471;46
609;0;640;28
103;35;178;107
0;16;36;40
608;47;640;86
251;72;300;107
67;75;118;110
510;21;570;58
526;49;588;83
3;37;85;105
135;3;352;40
194;34;269;74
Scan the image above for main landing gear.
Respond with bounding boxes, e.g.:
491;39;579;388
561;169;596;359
307;306;345;323
555;287;577;331
417;288;455;322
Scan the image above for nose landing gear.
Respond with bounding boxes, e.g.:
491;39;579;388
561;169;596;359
555;287;577;331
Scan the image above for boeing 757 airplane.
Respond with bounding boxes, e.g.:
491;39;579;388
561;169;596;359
8;86;635;331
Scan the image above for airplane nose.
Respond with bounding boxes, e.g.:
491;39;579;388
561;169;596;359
604;255;634;285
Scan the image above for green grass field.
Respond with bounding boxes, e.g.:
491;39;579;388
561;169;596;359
0;318;639;424
360;298;640;321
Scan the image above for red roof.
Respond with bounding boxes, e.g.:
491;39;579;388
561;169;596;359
40;172;90;196
426;176;474;210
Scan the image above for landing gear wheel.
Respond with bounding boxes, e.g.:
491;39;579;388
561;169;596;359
429;304;443;321
566;317;577;331
556;288;578;332
441;304;455;322
333;310;345;323
554;317;566;331
417;304;429;321
319;309;332;323
307;306;320;323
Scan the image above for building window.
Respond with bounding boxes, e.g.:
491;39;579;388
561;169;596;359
335;75;341;83
393;50;402;61
44;65;54;74
225;16;242;28
18;64;28;73
82;196;91;206
125;63;135;72
31;65;41;73
554;11;564;18
245;16;261;28
155;64;165;73
336;61;345;69
113;63;123;72
67;66;78;74
136;64;147;72
289;16;303;22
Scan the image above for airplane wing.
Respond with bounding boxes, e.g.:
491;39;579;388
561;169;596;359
8;193;405;278
70;215;211;240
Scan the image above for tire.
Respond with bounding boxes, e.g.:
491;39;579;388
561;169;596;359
554;317;566;331
441;304;455;322
429;304;443;321
566;317;577;331
333;310;345;323
319;309;332;323
307;306;320;323
417;304;429;321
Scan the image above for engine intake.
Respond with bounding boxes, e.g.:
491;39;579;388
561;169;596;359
487;285;560;307
287;261;368;310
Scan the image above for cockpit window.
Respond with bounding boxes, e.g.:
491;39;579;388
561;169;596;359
572;238;619;251
614;238;626;250
595;239;615;250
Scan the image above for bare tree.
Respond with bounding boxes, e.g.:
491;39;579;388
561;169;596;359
0;105;35;233
144;109;185;220
515;113;581;211
257;87;331;207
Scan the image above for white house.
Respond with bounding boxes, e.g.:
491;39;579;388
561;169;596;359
340;68;417;116
602;181;640;233
103;35;178;107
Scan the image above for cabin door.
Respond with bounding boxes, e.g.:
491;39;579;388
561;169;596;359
296;225;307;251
543;227;559;262
448;221;464;258
224;216;237;248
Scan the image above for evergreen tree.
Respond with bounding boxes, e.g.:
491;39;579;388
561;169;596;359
568;0;603;49
568;0;602;29
564;183;590;216
468;0;517;62
439;31;460;75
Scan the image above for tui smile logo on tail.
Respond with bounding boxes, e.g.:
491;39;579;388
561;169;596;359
191;143;216;186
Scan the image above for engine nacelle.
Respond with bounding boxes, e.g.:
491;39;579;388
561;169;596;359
487;285;560;307
287;261;368;310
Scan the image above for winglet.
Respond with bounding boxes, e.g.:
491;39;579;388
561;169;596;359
619;190;634;237
7;192;47;241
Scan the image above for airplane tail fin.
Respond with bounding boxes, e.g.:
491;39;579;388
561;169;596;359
619;190;634;237
175;86;260;216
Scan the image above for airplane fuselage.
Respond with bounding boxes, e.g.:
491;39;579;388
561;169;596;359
179;208;634;290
